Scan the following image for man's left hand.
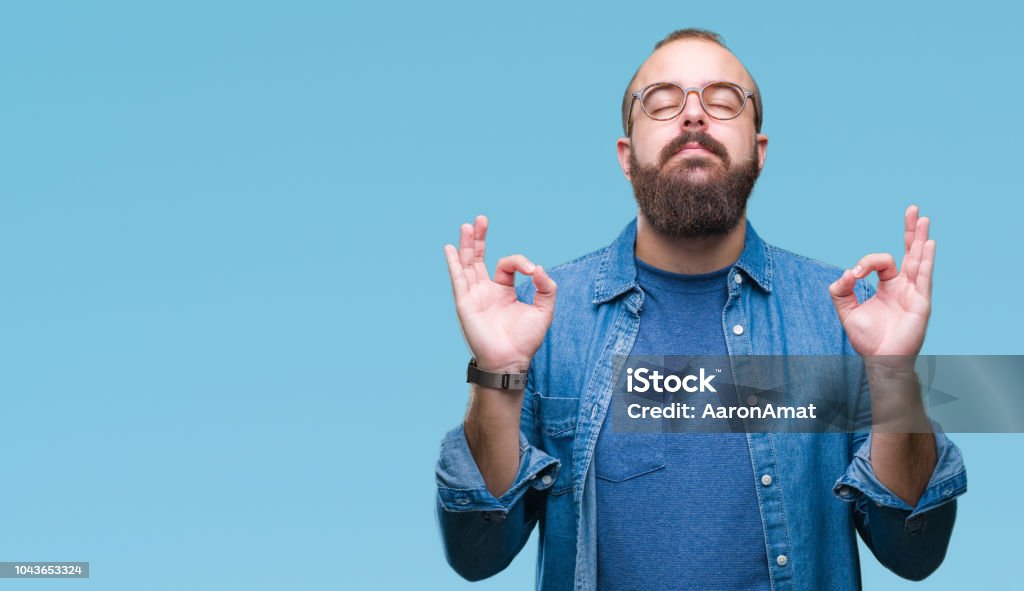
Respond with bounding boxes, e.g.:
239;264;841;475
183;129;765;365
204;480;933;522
828;205;935;360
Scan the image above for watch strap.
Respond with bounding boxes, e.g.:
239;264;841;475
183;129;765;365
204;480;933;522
467;358;528;390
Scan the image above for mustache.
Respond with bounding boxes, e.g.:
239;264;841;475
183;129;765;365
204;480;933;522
658;131;730;168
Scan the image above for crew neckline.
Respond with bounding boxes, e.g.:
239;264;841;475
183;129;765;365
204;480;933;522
634;255;732;294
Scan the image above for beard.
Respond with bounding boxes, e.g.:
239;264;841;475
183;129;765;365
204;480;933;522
629;131;762;239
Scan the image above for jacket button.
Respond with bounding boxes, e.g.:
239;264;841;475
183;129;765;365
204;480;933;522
776;554;788;566
761;474;772;486
733;324;744;335
734;274;743;284
541;474;554;486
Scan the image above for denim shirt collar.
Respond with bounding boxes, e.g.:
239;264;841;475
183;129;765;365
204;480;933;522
592;217;774;304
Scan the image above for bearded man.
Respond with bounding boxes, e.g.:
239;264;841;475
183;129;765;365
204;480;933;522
435;28;966;591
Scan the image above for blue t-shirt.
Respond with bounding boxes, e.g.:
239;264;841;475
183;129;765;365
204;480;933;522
595;256;771;590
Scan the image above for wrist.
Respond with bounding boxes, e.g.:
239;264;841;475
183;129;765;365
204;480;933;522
863;355;918;375
865;362;921;394
473;356;531;373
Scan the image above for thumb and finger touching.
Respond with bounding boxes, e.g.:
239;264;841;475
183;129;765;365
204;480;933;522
830;205;936;322
444;217;557;315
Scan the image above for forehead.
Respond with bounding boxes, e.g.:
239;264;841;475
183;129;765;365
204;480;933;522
633;39;752;91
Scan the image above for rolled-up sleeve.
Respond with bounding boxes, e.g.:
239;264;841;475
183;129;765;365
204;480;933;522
436;423;560;513
833;423;967;519
832;421;967;581
434;400;560;581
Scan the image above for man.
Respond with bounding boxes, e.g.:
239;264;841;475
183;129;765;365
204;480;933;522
436;28;966;590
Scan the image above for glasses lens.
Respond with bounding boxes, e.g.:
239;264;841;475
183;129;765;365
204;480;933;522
702;83;745;119
641;84;685;121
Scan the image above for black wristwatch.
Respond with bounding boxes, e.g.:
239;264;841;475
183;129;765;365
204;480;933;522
466;358;528;390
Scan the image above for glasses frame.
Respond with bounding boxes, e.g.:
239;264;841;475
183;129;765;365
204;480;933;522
626;81;758;136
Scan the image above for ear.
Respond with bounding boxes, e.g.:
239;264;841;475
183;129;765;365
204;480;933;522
616;136;633;181
755;132;768;171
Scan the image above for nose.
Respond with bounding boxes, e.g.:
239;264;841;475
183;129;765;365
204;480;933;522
678;88;708;131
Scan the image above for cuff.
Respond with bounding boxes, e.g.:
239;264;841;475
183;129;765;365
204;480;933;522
833;421;967;523
435;423;561;514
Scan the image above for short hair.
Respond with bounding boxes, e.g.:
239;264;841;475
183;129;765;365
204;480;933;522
620;28;763;136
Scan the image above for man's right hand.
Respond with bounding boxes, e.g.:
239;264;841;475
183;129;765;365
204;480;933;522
443;215;557;373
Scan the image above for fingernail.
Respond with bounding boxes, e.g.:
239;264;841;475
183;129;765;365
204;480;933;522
852;265;863;277
525;264;536;272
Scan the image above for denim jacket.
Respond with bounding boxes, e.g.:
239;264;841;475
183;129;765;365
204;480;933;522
435;218;967;590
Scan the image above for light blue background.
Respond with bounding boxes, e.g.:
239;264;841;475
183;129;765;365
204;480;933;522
1;1;1019;589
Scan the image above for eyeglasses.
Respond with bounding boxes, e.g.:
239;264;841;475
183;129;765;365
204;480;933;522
626;81;758;136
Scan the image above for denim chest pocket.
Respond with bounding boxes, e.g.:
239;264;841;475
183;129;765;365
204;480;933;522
595;430;666;483
534;393;580;495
